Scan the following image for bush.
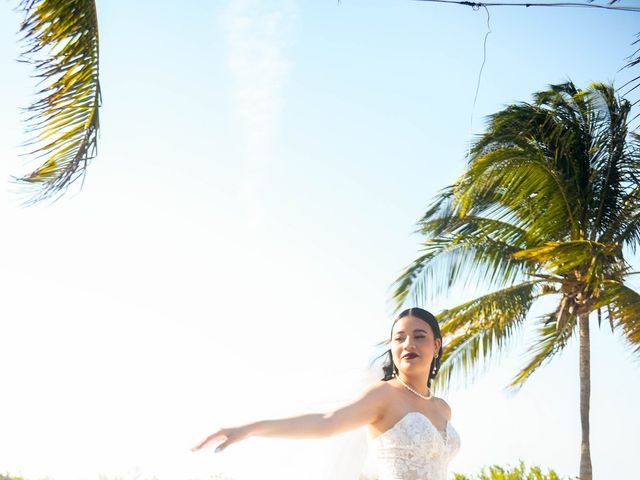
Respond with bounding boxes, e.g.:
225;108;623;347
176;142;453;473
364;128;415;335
0;474;26;480
451;460;577;480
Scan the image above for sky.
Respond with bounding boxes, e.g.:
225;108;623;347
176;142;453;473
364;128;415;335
1;1;639;479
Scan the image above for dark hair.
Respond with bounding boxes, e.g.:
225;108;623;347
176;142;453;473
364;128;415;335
376;307;443;388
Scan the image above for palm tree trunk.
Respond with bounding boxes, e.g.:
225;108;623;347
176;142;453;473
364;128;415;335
579;312;593;480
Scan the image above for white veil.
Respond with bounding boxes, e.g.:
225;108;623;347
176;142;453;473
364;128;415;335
305;364;382;480
188;362;384;480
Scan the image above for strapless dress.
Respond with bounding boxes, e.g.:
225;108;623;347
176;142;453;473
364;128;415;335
368;411;461;480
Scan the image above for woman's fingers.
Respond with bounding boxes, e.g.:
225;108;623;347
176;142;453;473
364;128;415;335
191;429;227;451
213;439;233;452
192;426;249;453
191;436;212;451
213;429;244;452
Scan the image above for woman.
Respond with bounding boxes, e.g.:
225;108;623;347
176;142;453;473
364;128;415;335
192;307;461;480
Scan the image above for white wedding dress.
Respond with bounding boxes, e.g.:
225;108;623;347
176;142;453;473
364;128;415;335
368;411;461;480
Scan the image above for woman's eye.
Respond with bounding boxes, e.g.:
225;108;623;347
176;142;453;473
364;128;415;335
394;335;426;341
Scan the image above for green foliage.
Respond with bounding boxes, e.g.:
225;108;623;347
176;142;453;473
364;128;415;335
0;473;26;480
451;460;576;480
393;82;640;392
15;0;100;204
357;461;574;480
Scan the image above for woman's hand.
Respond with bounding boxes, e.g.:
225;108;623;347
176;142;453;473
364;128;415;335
191;425;251;453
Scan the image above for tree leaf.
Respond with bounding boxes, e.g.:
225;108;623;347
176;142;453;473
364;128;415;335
15;0;100;204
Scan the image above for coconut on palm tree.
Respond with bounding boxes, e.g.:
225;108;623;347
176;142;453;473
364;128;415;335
393;82;640;480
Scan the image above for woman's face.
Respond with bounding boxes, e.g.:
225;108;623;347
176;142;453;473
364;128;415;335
391;314;441;378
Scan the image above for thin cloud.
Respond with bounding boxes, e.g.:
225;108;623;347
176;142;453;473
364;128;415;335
223;0;295;227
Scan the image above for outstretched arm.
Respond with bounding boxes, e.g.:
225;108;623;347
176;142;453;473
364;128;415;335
192;381;387;452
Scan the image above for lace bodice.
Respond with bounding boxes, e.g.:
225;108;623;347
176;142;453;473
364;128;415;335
368;411;461;480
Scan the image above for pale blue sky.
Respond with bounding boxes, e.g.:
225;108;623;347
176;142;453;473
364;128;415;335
1;1;639;479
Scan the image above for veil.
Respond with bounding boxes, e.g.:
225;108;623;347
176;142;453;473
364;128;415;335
187;362;384;480
305;364;382;480
206;364;380;480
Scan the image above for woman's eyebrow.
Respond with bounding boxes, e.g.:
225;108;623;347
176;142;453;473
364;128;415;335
394;329;429;335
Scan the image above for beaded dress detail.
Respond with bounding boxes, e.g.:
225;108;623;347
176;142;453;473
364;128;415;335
368;411;461;480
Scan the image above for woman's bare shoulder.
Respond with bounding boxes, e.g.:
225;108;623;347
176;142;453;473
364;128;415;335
363;379;394;396
434;396;452;420
358;380;397;407
360;380;395;420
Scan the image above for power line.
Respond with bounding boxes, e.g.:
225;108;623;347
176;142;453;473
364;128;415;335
468;6;491;160
411;0;640;13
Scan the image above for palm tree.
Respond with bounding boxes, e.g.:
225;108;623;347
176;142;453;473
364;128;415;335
14;0;100;204
393;82;640;480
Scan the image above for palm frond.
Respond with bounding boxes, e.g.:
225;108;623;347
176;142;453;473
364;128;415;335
469;82;640;243
513;240;620;278
416;185;456;229
471;88;592;218
391;230;530;311
592;280;640;355
603;184;640;248
619;32;640;114
508;308;577;390
457;145;579;240
432;281;541;392
391;251;433;311
421;214;532;252
15;0;100;204
586;83;635;239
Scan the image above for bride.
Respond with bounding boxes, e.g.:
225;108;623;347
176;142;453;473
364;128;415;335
192;307;461;480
